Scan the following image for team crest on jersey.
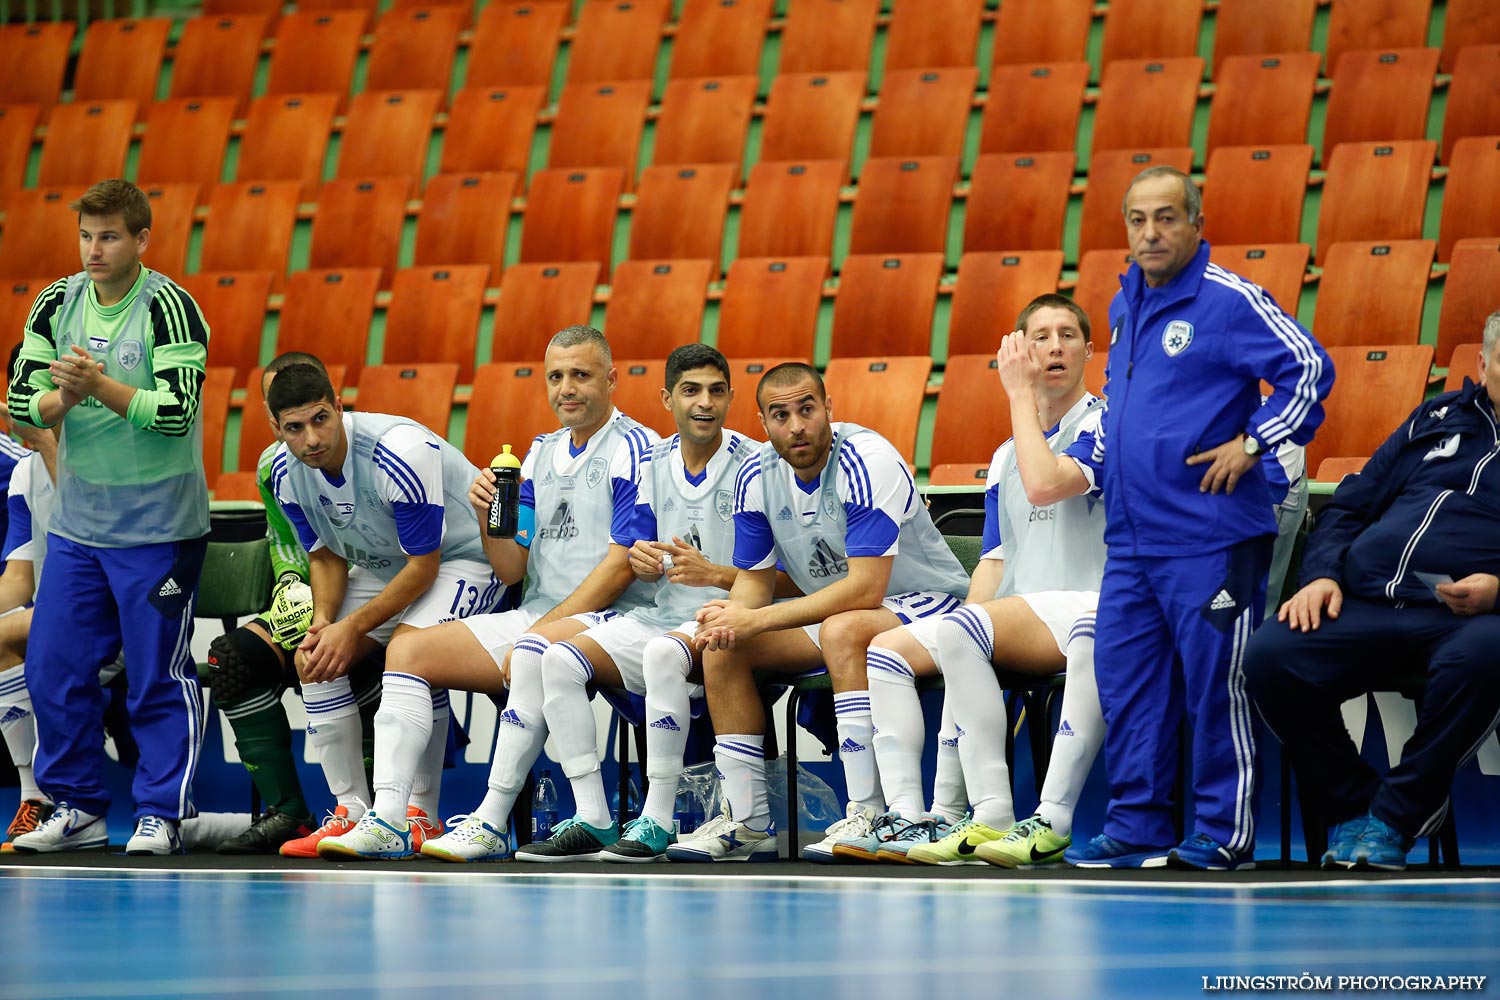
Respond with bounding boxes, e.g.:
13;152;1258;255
715;489;733;522
116;339;144;372
823;492;842;520
1161;321;1194;357
586;457;607;489
359;488;383;510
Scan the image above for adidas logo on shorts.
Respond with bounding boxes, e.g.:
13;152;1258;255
1210;589;1235;611
158;578;182;597
838;737;866;754
649;715;681;732
0;705;30;726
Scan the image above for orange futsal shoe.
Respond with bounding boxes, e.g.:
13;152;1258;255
279;804;358;858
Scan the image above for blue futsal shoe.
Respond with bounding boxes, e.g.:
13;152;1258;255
1320;815;1370;870
1064;833;1171;868
1350;814;1414;872
1168;833;1256;871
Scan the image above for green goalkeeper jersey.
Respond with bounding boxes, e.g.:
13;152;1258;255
257;442;308;584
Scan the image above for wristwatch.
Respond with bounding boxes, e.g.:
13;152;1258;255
1242;434;1264;456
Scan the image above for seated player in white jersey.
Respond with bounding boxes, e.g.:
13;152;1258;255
479;344;759;863
327;325;658;862
847;295;1110;866
265;360;509;859
669;363;971;862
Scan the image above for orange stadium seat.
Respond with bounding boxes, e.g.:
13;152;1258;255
932;355;1014;467
653;77;757;181
389;0;470;24
1441;0;1500;71
1315;140;1435;263
199;182;302;285
265;11;367;104
212;471;263;502
1201;145;1314;247
548;81;653;186
1321;47;1440;164
1100;0;1204;65
413;172;518;285
519;168;626;271
0;187;87;280
611;359;675;438
0;278;55;346
0;105;39;199
1444;343;1484;393
1436;240;1500;366
236;94;338;199
0;23;73;113
168;15;265;114
822;355;931;466
465;1;569;90
37;101;136;188
883;0;983;72
829;253;944;358
1313;456;1368;483
927;463;989;487
355;363;459;435
383;265;488;382
365;6;464;95
440;86;546;180
1324;0;1433;74
980;62;1090;155
275;268;381;383
139;183;197;279
603;260;713;360
1208;244;1310;318
716;257;829;360
200;366;236;489
722;357;806;439
177;271;273;377
759;72;866;166
1072;249;1133;347
1078;148;1194;257
307;177;411;287
1307;344;1434;470
669;0;774;80
1091;58;1204;160
738;160;845;260
1437;137;1500;263
464;363;559;468
991;0;1091;67
1312;240;1435;349
337;90;443;191
73;18;170;114
1441;45;1500;164
963;153;1075;254
566;0;671;85
778;0;879;75
136;98;236;196
629;164;736;269
947;251;1065;357
491;262;601;363
1211;0;1316;77
299;0;374;22
868;68;978;161
200;0;278;29
1206;53;1320;154
847;156;959;256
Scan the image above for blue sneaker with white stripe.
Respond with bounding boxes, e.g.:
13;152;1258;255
1064;833;1171;868
1168;832;1256;871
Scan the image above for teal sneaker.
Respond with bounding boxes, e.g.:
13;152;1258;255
600;815;674;863
1350;814;1413;872
1321;815;1370;870
875;813;954;863
831;809;910;862
514;816;619;862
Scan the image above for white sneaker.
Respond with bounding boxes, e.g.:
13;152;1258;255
125;816;183;856
801;803;879;863
665;811;777;862
420;815;513;863
11;802;108;853
317;809;414;861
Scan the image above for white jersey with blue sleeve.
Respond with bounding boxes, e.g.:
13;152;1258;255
3;452;52;572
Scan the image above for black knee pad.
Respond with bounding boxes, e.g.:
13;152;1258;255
206;627;286;707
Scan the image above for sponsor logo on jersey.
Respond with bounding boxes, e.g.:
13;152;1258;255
649;715;681;732
715;489;733;522
662;496;677;513
1162;320;1194;357
586;457;607;490
117;339;144;372
775;506;794;522
1429;405;1449;421
685;524;702;552
808;538;848;579
1028;506;1056;522
537;500;579;541
157;578;181;597
345;546;394;570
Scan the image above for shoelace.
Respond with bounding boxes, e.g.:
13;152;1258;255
136;816;166;838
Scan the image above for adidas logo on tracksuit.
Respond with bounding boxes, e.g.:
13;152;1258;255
158;578;181;597
649;715;681;732
1210;589;1235;611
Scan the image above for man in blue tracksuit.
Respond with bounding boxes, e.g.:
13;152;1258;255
1244;313;1500;872
1059;167;1334;869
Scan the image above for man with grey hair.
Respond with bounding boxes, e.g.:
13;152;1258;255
1038;165;1334;870
1244;309;1500;873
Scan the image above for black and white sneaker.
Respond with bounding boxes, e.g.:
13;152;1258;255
514;816;619;862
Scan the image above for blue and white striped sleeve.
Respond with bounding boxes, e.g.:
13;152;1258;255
3;455;33;562
838;434;913;558
731;452;775;570
371;425;446;556
271;448;322;553
981;445;1006;560
608;423;658;546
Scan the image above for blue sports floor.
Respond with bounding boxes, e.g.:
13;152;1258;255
2;863;1497;999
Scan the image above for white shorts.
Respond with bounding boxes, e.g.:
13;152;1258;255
564;612;704;697
460;605;546;664
801;590;963;648
1018;590;1099;656
338;558;505;647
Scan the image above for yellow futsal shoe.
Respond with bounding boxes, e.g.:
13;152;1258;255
974;814;1071;868
904;814;1006;866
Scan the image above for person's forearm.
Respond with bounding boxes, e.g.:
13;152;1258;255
747;572;885;633
33;389;75;427
341;553;441;635
532;547;636;629
1009;389;1087;504
88;374;138;423
965;559;1003;605
480;530;528;585
308;549;350;624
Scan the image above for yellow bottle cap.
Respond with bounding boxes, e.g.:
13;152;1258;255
491;443;522;469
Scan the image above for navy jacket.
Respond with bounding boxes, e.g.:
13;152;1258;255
1300;379;1500;604
1066;242;1334;557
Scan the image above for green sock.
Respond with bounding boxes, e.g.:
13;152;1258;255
229;701;311;820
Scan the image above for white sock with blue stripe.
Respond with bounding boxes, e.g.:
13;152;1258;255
0;663;43;803
641;633;693;828
867;647;924;817
303;677;369;820
1037;617;1100;838
371;672;433;819
473;634;550;830
541;640;610;828
715;734;769;831
410;688;450;820
936;606;1014;831
932;696;968;823
834;689;884;813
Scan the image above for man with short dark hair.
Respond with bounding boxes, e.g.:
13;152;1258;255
1245;311;1500;872
6;178;211;855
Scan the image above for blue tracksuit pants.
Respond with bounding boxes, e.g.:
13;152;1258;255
1094;536;1271;852
30;533;207;820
